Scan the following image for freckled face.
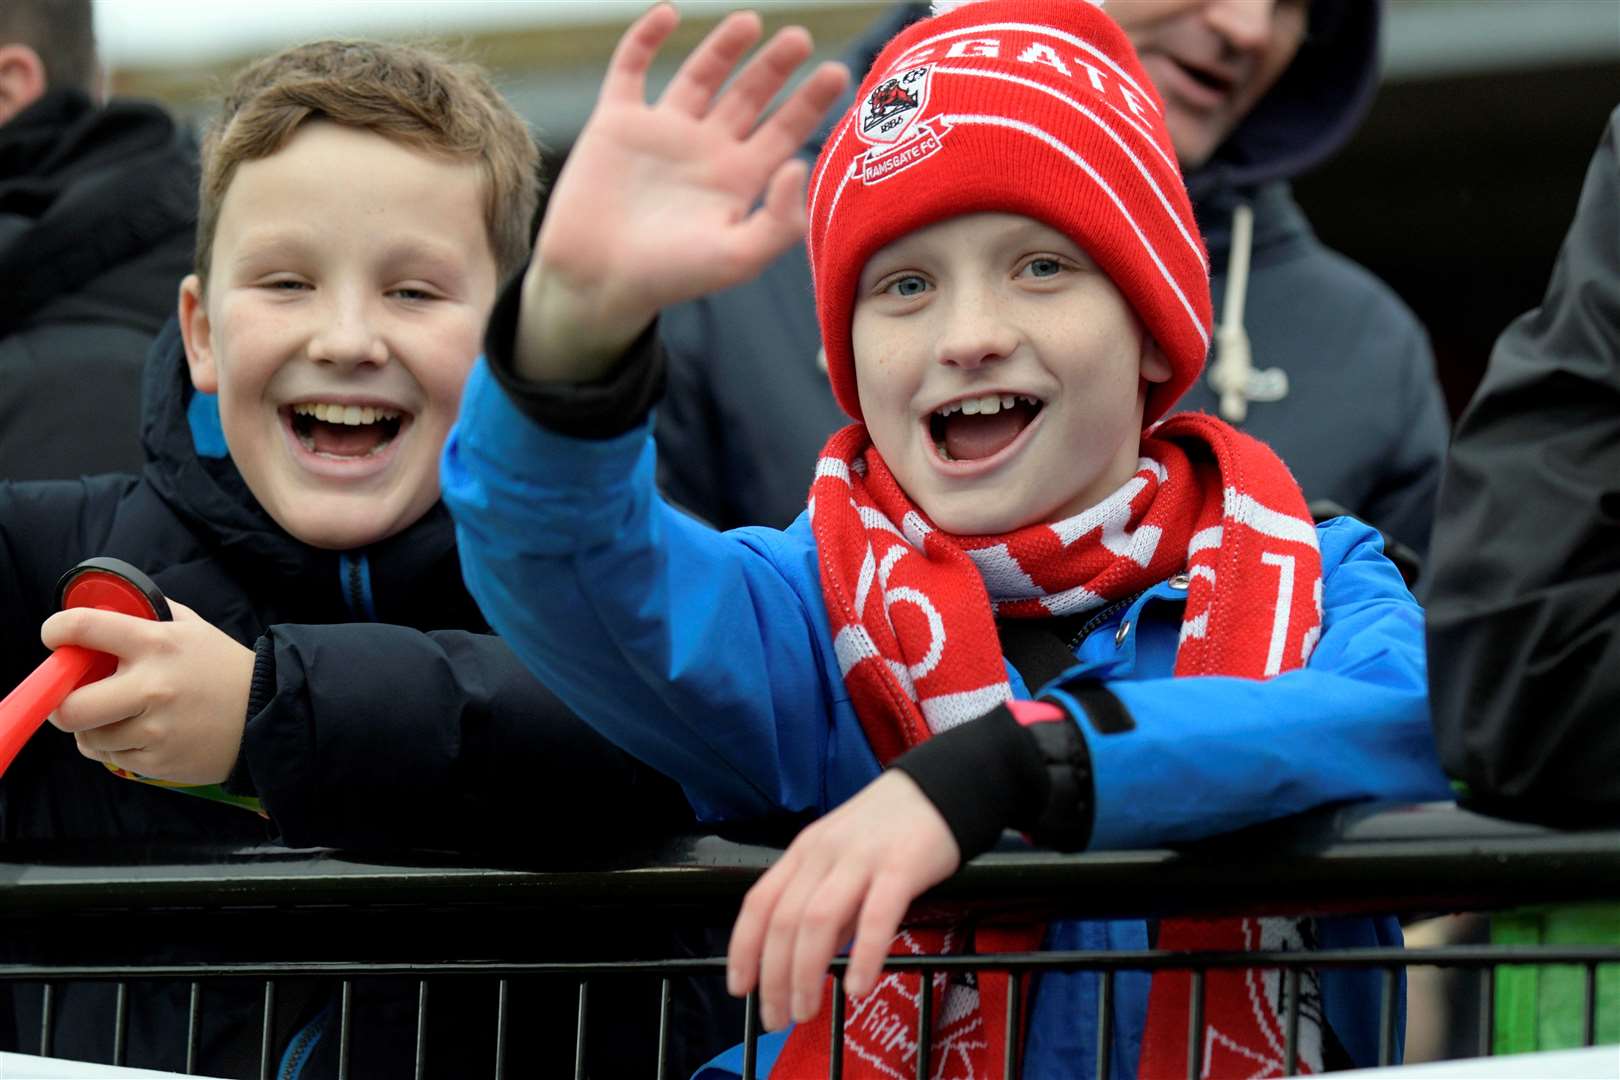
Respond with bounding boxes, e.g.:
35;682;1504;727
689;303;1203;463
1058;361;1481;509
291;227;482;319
179;122;499;550
1108;0;1310;168
851;212;1169;536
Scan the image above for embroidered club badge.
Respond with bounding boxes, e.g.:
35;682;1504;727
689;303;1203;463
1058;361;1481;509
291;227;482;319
856;64;949;185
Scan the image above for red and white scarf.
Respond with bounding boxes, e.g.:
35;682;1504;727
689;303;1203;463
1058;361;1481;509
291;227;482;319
777;412;1325;1079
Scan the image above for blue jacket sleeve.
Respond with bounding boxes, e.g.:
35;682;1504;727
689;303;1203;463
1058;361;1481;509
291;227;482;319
442;359;876;824
1051;518;1453;850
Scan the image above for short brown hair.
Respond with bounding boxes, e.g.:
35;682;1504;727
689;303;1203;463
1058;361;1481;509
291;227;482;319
195;40;540;284
0;0;96;95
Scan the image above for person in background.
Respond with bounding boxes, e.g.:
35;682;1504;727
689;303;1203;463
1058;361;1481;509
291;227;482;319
1425;107;1620;1056
658;0;1447;568
0;0;196;480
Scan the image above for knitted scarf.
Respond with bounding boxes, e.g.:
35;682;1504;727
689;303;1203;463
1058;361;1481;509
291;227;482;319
778;412;1325;1079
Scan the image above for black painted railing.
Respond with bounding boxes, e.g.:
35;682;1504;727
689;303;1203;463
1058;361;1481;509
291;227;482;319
1;803;1617;1079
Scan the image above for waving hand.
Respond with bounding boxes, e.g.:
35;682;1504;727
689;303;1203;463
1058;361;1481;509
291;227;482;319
517;6;849;382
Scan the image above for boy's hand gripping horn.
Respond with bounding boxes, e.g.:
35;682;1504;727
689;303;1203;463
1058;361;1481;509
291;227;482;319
0;558;171;779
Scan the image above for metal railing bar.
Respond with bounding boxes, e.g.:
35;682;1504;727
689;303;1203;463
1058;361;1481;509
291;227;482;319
1004;971;1022;1080
258;979;274;1080
337;979;352;1080
113;980;128;1067
1377;967;1396;1068
829;973;845;1080
414;979;429;1080
915;969;933;1080
1584;962;1599;1047
185;980;201;1075
656;977;672;1080
741;991;760;1080
1282;968;1300;1076
38;983;53;1058
1477;964;1495;1058
5;944;1613;983
494;978;508;1080
573;979;589;1080
1186;971;1204;1080
1095;970;1112;1080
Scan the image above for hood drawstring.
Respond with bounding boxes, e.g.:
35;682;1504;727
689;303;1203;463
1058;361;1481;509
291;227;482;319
1208;202;1289;423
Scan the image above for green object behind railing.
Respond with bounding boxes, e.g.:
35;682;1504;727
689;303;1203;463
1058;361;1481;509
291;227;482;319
1494;903;1620;1053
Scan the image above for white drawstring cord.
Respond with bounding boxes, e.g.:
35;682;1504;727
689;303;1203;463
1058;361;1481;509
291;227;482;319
1210;202;1256;423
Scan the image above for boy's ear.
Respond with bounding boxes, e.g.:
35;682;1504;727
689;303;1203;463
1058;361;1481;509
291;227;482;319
0;44;46;126
1140;337;1173;385
178;275;219;394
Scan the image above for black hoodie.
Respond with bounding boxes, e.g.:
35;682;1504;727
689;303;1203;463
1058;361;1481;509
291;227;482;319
0;90;196;481
0;321;701;1075
656;1;1447;559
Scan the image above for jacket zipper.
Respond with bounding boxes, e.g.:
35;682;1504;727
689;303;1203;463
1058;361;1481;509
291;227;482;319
276;1002;331;1080
1065;590;1144;650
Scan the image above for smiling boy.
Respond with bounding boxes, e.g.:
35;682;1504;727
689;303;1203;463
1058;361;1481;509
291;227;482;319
443;3;1452;1076
0;38;687;1077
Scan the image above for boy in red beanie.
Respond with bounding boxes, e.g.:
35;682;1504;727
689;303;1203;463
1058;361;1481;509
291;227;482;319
443;3;1452;1075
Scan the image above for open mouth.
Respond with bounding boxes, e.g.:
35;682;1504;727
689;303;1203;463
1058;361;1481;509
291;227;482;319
287;402;406;459
929;393;1044;463
1173;58;1234;98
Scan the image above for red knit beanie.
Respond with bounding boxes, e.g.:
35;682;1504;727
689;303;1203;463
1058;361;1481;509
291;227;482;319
808;0;1211;426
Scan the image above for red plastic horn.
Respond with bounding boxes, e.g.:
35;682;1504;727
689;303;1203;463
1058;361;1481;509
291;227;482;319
0;558;171;779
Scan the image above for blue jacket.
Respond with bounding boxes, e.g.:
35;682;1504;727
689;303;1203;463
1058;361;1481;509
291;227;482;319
443;358;1454;1076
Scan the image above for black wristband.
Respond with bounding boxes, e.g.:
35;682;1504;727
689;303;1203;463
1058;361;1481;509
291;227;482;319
482;269;667;439
890;704;1048;861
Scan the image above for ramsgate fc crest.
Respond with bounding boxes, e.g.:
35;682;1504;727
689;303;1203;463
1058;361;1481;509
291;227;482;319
855;63;948;184
859;64;932;145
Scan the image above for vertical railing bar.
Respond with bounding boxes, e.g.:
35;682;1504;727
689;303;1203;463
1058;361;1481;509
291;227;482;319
113;981;129;1067
185;981;202;1075
1377;967;1397;1067
258;980;275;1080
915;969;933;1080
741;991;760;1080
1095;970;1113;1080
1283;968;1301;1076
1583;962;1599;1047
1004;970;1023;1080
574;980;589;1080
493;979;509;1080
414;979;430;1080
829;973;846;1080
337;980;353;1080
655;977;673;1080
1477;964;1495;1058
38;983;54;1059
1186;971;1205;1080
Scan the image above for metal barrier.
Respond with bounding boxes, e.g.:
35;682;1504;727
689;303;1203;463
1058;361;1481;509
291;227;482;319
1;802;1617;1079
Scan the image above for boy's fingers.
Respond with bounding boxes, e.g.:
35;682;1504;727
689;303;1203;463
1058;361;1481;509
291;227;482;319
708;25;815;138
745;61;850;165
601;4;680;106
844;869;913;1001
756;848;835;1030
787;867;865;1023
728;855;796;997
72;719;143;756
40;607;154;656
52;677;142;733
724;159;809;279
660;9;763;118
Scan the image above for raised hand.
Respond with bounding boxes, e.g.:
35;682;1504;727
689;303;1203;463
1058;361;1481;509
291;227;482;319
516;4;849;382
43;598;255;785
726;770;961;1031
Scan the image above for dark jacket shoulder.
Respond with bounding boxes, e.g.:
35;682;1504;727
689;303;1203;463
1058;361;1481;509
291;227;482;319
1425;106;1620;825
